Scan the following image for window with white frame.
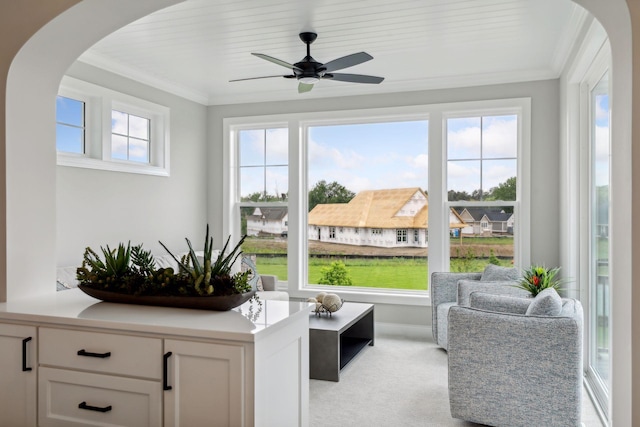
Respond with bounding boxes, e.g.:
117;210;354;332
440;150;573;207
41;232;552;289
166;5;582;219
226;99;529;300
111;110;150;163
56;96;85;154
236;126;289;282
446;110;524;272
56;76;170;176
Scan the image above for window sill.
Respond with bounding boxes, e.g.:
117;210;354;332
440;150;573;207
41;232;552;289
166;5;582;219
57;153;169;177
285;285;431;306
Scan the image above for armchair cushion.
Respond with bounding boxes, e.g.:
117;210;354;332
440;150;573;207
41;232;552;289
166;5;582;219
525;288;563;316
469;292;532;315
457;279;526;307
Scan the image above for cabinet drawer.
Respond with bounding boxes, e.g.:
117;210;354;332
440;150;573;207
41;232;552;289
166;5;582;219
38;367;161;427
40;328;161;379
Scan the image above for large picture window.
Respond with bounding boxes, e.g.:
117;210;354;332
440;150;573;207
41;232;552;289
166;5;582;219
307;120;428;291
226;99;529;302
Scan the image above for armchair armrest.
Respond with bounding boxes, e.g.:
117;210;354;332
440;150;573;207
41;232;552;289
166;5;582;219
430;272;481;344
430;272;482;306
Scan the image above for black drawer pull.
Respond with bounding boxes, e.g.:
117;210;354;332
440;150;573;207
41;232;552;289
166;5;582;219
77;349;111;358
79;401;112;413
163;351;172;391
22;337;32;372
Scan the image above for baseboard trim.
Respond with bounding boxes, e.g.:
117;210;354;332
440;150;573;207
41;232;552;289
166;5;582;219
375;322;431;340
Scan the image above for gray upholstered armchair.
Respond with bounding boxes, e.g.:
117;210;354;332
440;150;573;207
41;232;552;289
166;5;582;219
430;264;525;350
447;289;584;427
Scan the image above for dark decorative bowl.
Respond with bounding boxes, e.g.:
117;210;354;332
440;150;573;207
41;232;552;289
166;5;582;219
78;285;256;311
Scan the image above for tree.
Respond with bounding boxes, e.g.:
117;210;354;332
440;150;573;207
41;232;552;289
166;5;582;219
318;261;353;286
488;177;516;202
447;189;472;201
308;180;355;211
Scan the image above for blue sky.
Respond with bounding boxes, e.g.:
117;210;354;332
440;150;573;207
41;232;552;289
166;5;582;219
56;96;84;153
594;90;610;187
239;116;521;198
308;121;428;194
239;121;429;198
447;115;517;194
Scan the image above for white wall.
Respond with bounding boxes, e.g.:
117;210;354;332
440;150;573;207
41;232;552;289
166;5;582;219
56;61;208;267
207;78;561;326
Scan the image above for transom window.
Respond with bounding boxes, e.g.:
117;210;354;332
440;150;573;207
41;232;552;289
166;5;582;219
111;110;150;163
56;76;170;176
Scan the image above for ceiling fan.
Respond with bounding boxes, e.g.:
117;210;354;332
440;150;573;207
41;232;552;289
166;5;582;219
230;32;384;93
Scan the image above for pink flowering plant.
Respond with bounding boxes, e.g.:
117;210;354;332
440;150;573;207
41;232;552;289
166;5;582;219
516;265;563;296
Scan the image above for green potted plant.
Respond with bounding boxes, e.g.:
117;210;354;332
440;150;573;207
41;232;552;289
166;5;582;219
515;265;564;297
76;225;254;310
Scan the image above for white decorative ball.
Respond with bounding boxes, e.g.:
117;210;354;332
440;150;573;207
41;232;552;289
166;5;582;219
307;297;318;303
315;292;327;303
315;302;323;311
322;293;343;312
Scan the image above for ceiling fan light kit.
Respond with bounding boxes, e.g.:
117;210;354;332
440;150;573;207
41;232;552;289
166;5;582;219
230;32;384;93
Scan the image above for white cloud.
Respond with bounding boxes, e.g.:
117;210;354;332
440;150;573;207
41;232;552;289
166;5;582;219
111;111;128;134
482;117;517;158
409;153;428;169
447;116;517;159
447;161;480;193
308;137;365;170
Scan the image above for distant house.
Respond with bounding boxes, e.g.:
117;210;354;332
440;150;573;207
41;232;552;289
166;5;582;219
308;188;466;249
455;207;514;236
246;207;288;236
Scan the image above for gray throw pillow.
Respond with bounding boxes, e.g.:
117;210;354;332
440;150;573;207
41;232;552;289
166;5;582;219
481;264;520;281
525;288;562;316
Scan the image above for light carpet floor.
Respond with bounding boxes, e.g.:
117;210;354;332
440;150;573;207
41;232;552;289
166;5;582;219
309;333;604;427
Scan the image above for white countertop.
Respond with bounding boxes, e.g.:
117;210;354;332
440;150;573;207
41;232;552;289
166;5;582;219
0;288;311;342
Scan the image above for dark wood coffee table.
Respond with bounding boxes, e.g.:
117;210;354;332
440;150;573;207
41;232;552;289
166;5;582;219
308;302;374;381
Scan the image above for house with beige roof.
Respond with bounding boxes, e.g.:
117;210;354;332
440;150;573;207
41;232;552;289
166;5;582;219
308;188;465;249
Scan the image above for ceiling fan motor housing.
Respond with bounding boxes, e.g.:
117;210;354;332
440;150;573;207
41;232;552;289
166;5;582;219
234;31;383;91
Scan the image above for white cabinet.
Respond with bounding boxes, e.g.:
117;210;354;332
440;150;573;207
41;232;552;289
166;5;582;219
0;324;37;427
0;291;309;427
164;340;246;427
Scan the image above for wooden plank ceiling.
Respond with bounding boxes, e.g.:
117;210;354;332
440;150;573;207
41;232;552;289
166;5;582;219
78;0;587;105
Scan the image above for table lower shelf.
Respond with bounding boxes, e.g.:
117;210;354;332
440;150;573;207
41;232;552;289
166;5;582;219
340;337;373;370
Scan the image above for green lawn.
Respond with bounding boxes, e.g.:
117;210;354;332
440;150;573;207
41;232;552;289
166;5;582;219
255;256;513;291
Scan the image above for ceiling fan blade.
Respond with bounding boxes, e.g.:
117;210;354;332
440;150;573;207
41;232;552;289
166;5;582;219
252;53;303;71
229;75;295;82
322;52;373;72
324;73;384;84
298;82;314;93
